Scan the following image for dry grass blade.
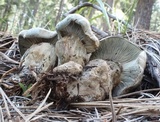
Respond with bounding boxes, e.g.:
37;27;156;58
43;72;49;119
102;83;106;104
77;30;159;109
0;67;17;82
109;90;116;122
0;87;26;120
0;106;4;122
0;52;19;64
71;97;160;109
114;88;160;99
30;103;53;121
25;89;52;121
95;107;100;119
1;87;11;120
0;40;14;48
30;114;46;121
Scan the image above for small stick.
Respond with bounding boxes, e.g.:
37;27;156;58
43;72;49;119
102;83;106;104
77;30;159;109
23;81;39;97
65;2;132;30
109;90;117;122
0;67;17;82
0;40;14;48
114;87;160;99
0;52;19;64
0;87;26;120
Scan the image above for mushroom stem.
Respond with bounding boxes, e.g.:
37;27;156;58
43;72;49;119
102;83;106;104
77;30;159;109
55;35;87;66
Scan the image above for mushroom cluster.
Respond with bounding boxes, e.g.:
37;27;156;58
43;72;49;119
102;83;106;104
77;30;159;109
55;14;99;66
17;28;57;80
17;14;147;102
90;37;147;96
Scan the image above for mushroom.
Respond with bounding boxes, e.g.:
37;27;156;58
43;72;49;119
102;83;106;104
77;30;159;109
55;14;99;65
90;36;147;96
76;59;121;101
18;27;57;56
17;28;57;80
51;59;121;102
53;61;83;75
50;61;83;101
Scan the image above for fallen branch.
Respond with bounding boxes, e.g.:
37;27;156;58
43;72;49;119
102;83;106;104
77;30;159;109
65;2;132;30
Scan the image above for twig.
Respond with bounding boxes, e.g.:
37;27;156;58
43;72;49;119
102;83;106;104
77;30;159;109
95;107;100;119
0;36;15;42
114;88;160;99
91;25;109;40
26;89;52;121
0;87;26;120
23;81;39;97
0;106;4;122
30;103;53;121
109;90;116;122
0;67;17;82
0;52;19;64
1;88;11;121
65;2;132;30
0;40;14;48
30;114;46;121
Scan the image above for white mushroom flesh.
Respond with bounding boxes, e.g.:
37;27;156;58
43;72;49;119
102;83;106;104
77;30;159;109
53;61;83;75
21;42;56;74
56;14;99;53
67;59;121;101
55;35;87;66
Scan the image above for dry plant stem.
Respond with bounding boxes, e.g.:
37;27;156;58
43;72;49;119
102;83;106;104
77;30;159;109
18;60;24;69
0;36;15;42
139;29;160;39
30;70;38;81
109;90;116;122
0;52;19;64
119;108;154;117
5;41;18;56
91;25;108;39
65;2;132;29
95;108;100;119
0;87;26;120
23;81;39;97
23;70;41;97
0;40;14;48
114;87;160;99
70;109;96;116
30;114;46;121
0;106;4;122
116;106;123;116
30;103;53;121
0;67;17;81
70;97;160;109
25;89;52;121
1;88;11;120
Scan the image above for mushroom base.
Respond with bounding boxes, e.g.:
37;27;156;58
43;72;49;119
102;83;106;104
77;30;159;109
48;59;121;103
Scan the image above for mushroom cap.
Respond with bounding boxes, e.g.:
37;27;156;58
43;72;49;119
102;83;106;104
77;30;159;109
91;36;142;63
112;51;147;96
56;14;99;53
18;27;58;56
90;36;147;96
